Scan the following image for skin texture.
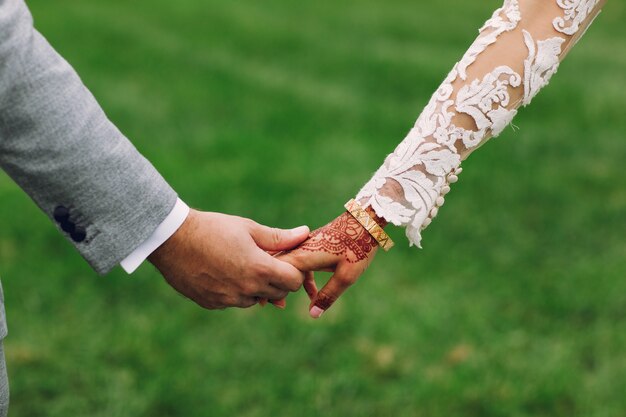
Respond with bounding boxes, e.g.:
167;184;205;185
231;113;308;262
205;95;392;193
279;207;385;318
148;209;310;310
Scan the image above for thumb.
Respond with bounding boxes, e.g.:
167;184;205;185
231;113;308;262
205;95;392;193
249;223;310;252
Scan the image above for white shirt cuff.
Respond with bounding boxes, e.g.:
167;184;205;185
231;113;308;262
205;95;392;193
120;198;190;274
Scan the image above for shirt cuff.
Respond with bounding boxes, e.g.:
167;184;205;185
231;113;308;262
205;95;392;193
120;198;190;274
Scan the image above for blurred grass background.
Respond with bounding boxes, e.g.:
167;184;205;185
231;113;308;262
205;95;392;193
1;0;625;415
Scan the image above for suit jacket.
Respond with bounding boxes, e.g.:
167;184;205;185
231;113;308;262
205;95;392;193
0;0;178;336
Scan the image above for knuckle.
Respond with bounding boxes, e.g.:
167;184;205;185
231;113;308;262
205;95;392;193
335;275;355;287
271;228;284;246
239;278;259;295
291;280;303;292
241;283;256;296
286;276;303;292
251;261;271;279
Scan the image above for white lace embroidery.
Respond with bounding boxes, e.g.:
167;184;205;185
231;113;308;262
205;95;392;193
567;8;602;50
522;31;565;106
553;0;600;35
457;0;521;80
356;0;602;248
455;66;521;136
357;63;522;247
357;129;461;246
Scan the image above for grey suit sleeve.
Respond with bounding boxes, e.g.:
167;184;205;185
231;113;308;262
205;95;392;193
0;0;178;274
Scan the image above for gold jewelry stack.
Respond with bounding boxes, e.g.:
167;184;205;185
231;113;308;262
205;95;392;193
344;199;394;251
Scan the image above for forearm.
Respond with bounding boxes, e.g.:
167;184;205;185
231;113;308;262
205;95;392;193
356;0;605;247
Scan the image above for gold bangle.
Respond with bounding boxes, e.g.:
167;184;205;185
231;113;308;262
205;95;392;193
344;199;394;251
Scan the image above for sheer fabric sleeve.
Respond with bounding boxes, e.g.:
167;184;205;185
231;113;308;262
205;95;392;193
355;0;606;248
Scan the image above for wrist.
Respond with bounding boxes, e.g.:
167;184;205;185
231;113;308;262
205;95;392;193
148;208;198;268
364;205;388;228
344;199;394;251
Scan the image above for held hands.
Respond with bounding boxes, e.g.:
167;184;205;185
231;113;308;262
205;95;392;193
278;208;384;318
149;209;310;309
148;207;382;318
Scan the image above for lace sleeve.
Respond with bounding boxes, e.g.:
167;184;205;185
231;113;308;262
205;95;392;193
355;0;606;248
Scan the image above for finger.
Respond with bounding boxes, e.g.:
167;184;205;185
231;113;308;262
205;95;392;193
255;252;306;292
303;271;317;301
249;223;310;252
254;286;289;301
258;297;286;309
309;266;358;319
239;296;259;309
277;248;334;273
270;298;287;309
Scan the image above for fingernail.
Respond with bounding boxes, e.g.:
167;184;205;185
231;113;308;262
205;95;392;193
310;306;324;318
291;225;309;235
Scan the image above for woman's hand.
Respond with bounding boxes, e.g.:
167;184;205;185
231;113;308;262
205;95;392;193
278;208;384;318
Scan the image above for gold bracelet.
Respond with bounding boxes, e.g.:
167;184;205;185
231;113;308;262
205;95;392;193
344;199;394;251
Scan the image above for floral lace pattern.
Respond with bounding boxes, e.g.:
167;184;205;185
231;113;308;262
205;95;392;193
553;0;601;35
457;0;521;81
522;31;564;106
355;0;603;248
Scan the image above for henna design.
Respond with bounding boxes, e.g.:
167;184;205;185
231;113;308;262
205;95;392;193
299;211;378;263
314;291;337;310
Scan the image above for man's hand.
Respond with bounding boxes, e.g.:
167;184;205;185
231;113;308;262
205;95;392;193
148;209;310;309
278;209;382;318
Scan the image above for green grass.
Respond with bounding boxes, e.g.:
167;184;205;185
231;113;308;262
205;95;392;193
1;0;625;415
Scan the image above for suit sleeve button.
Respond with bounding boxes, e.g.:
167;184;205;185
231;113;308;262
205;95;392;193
61;221;76;234
53;206;70;223
71;226;87;243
